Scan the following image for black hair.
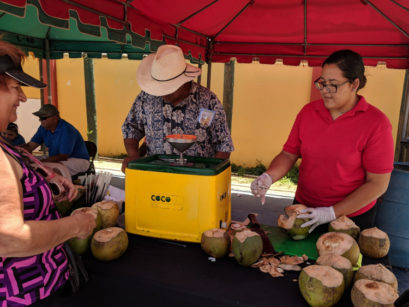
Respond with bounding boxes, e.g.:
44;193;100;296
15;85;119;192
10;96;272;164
323;49;367;90
7;122;18;133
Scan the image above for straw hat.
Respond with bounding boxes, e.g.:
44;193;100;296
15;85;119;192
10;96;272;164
136;44;201;96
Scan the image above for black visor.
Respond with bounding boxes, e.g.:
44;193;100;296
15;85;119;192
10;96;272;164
0;55;46;88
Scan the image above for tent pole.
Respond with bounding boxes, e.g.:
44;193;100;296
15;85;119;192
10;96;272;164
206;59;212;89
396;70;409;161
83;55;98;146
197;62;202;85
223;59;235;131
45;35;52;105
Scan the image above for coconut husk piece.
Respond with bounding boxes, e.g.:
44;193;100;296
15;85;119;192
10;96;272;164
279;255;305;265
247;213;276;254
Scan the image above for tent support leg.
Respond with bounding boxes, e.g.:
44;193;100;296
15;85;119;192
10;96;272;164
207;59;212;89
83;55;98;148
396;70;409;161
223;59;235;131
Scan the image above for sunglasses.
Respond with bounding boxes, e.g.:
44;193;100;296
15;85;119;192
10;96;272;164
39;116;52;121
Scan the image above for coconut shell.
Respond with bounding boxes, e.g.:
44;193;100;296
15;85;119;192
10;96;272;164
316;232;360;266
68;206;102;255
354;264;398;292
351;279;398;307
358;227;390;259
316;253;354;289
278;204;310;240
232;229;263;266
92;200;120;228
328;216;360;240
201;228;230;258
91;227;129;261
299;265;345;307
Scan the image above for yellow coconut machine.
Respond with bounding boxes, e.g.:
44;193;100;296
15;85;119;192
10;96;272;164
125;134;231;243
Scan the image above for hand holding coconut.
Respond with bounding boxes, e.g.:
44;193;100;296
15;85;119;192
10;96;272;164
71;209;98;239
298;206;336;233
250;172;273;205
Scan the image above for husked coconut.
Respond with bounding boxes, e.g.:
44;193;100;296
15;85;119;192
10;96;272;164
91;227;128;261
92;200;120;228
298;265;345;307
351;279;398;307
232;229;263;266
316;253;354;288
358;227;390;259
328;216;360;240
316;232;360;266
355;264;398;292
201;228;230;258
68;206;102;255
278;204;310;240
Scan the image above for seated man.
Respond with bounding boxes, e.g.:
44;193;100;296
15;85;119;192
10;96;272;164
2;122;25;146
24;104;90;177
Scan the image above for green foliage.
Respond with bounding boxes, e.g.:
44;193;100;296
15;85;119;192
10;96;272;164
231;161;266;176
231;162;299;185
283;165;299;184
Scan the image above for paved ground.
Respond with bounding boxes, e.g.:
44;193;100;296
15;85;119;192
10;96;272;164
94;158;409;296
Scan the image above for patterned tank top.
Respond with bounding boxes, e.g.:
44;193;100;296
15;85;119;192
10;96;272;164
0;142;69;306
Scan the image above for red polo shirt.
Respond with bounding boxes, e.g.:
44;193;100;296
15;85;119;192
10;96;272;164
283;96;394;217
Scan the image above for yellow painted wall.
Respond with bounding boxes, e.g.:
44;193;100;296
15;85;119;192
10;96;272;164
22;54;41;99
22;56;406;167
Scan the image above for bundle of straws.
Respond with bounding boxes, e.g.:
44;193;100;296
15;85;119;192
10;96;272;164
84;172;112;205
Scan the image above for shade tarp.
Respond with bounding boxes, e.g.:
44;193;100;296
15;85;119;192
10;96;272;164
0;0;408;67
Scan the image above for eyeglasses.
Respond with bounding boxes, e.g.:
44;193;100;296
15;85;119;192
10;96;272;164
314;78;350;93
39;116;51;121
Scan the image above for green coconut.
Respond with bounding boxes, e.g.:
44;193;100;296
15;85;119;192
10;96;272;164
91;227;129;261
328;216;360;240
55;200;73;217
316;232;360;266
232;229;263;266
351;279;398;307
68;206;102;255
201;228;230;258
91;200;120;228
316;253;354;289
358;227;390;259
354;264;398;292
278;204;310;240
298;264;345;307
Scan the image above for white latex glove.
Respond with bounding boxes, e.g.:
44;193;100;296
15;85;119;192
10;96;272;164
297;206;336;233
250;172;273;205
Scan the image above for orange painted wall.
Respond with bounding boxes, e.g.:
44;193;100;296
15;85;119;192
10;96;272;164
22;56;406;167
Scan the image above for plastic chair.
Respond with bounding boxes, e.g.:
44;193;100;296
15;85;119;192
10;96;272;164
72;141;97;180
84;141;97;175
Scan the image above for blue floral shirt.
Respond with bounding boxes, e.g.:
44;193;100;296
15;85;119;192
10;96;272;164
122;82;234;157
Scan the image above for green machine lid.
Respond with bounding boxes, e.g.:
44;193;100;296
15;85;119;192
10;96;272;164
127;155;230;176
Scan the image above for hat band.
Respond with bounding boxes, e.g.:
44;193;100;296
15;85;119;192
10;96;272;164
151;65;188;82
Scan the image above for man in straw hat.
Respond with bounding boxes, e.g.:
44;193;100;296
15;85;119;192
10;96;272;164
121;44;234;172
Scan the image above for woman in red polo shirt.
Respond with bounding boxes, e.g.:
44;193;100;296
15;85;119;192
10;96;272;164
251;49;394;232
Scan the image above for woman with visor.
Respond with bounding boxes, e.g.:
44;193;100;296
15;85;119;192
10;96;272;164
0;40;96;305
251;49;394;232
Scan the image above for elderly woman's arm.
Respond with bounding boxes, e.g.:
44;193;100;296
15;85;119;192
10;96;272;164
0;150;95;257
332;171;391;217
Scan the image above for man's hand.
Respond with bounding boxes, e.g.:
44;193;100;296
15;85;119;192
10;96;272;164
298;206;336;233
250;172;273;205
121;155;139;173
